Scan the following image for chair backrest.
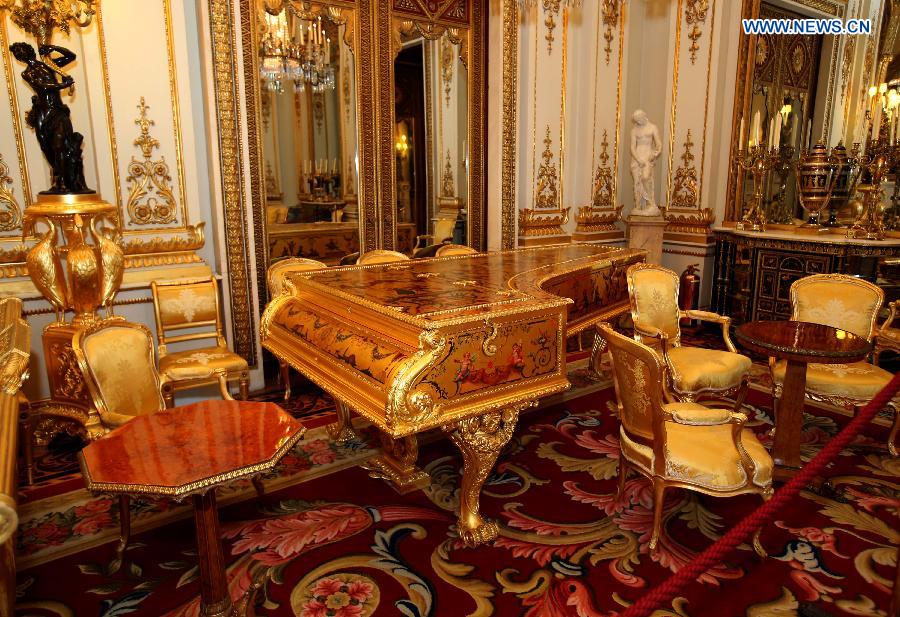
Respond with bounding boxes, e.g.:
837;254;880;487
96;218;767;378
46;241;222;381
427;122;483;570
267;258;327;297
598;323;666;445
626;263;682;348
150;277;225;355
356;250;410;265
433;218;457;243
436;244;478;257
790;274;884;341
73;320;165;423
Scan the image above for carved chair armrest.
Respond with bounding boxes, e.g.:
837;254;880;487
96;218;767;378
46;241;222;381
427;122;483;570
680;309;738;353
633;320;668;342
878;300;900;335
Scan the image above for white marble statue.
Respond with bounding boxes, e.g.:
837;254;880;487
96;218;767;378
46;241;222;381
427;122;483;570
629;109;663;217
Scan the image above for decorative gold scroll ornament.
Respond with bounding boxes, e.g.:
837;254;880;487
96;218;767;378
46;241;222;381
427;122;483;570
685;0;709;65
440;36;453;106
542;0;560;54
670;130;698;210
0;154;22;232
126;97;177;225
0;0;94;46
601;0;619;65
592;130;614;210
441;150;455;198
535;126;559;210
519;126;569;238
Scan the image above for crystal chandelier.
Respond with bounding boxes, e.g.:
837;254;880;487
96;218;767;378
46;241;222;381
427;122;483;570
259;4;335;95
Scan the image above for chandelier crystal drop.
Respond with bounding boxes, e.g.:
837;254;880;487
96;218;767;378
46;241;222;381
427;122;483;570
259;5;335;95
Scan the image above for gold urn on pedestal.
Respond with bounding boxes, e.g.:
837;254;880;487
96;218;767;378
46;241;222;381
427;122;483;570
795;141;841;233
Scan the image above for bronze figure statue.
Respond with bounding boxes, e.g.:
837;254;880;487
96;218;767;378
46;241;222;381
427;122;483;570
9;42;92;195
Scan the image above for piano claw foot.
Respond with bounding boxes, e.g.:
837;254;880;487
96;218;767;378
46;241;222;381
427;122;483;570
362;433;430;495
457;517;500;547
444;403;531;548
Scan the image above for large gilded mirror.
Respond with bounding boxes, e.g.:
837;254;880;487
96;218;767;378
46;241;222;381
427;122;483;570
253;0;361;266
393;27;469;251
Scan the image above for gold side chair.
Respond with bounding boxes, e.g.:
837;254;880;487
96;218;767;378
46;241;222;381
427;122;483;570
875;299;900;365
626;263;752;410
150;276;249;407
266;258;327;401
72;319;240;562
435;244;478;257
598;323;773;554
414;217;457;250
772;274;898;457
356;250;410;265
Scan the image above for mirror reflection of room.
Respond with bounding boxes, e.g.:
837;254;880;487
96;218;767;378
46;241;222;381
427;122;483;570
258;0;360;265
394;29;469;252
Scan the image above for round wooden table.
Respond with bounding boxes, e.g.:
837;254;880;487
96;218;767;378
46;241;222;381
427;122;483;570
734;320;872;481
79;400;305;616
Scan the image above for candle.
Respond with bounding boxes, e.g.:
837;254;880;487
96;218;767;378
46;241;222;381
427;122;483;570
791;113;799;148
752;110;760;147
773;113;782;149
768;118;775;149
805;119;812;150
873;101;882;139
739;116;745;151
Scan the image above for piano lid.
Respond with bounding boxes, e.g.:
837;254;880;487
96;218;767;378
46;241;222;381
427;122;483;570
286;244;641;323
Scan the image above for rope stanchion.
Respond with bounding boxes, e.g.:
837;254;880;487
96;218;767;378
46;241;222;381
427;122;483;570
621;373;900;617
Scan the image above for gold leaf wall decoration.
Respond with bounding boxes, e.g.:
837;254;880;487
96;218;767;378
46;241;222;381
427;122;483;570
0;154;22;233
126;97;177;225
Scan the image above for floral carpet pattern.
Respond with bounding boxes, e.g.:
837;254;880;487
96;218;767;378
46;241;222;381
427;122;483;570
14;384;899;616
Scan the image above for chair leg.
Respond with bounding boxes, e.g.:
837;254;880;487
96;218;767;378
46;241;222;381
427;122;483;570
733;378;750;414
162;383;175;409
617;457;628;498
279;361;292;402
115;494;131;567
24;413;36;486
239;374;250;401
252;475;265;497
752;491;772;558
649;478;666;550
889;406;899;458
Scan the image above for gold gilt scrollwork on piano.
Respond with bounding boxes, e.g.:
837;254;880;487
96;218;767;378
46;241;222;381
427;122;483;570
387;329;447;432
670;130;698;210
126;97;177;225
0;154;21;232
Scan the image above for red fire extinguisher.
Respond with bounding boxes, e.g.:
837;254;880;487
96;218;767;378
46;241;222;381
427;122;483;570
679;264;701;328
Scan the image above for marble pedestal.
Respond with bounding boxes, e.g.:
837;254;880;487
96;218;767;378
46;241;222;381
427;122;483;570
626;214;666;264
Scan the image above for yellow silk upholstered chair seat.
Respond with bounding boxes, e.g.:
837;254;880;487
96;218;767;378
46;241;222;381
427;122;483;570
770;274;898;456
626;263;751;408
598;323;773;553
72;319;236;562
150;277;249;407
266;258;327;401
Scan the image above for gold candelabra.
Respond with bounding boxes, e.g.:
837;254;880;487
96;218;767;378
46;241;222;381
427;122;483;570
734;144;780;232
847;139;897;240
0;0;95;46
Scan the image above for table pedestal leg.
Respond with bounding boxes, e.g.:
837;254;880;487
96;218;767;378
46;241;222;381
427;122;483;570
327;401;361;444
362;432;430;495
443;404;525;547
192;490;233;617
773;359;806;481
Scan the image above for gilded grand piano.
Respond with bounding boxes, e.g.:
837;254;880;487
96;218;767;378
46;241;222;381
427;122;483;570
260;244;644;545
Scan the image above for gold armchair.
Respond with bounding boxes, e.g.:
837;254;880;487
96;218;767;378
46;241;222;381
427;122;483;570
626;263;752;409
71;319;237;562
266;258;327;400
598;323;773;554
413;217;457;250
772;274;898;456
875;300;900;365
150;277;249;406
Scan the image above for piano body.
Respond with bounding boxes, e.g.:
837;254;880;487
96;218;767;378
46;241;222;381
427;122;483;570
261;244;644;545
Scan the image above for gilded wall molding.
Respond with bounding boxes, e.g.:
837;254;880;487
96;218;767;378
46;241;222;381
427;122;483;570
206;0;255;363
501;0;518;249
126;97;177;225
441;149;455;198
0;154;22;232
542;0;560;54
600;0;618;66
684;0;708;65
670;130;698;210
441;34;453;105
591;130;613;210
535;126;559;210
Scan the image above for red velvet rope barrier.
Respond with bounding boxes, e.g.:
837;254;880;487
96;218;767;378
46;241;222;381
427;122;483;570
621;373;900;617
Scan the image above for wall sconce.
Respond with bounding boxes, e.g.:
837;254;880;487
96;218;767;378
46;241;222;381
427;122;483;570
0;0;95;45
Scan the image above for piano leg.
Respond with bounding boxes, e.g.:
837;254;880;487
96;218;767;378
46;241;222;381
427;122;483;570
443;403;528;547
327;401;361;444
362;432;431;495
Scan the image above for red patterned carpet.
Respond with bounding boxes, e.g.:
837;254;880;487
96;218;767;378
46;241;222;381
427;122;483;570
14;383;899;616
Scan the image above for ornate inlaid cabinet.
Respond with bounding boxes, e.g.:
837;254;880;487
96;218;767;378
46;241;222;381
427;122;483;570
711;228;900;324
